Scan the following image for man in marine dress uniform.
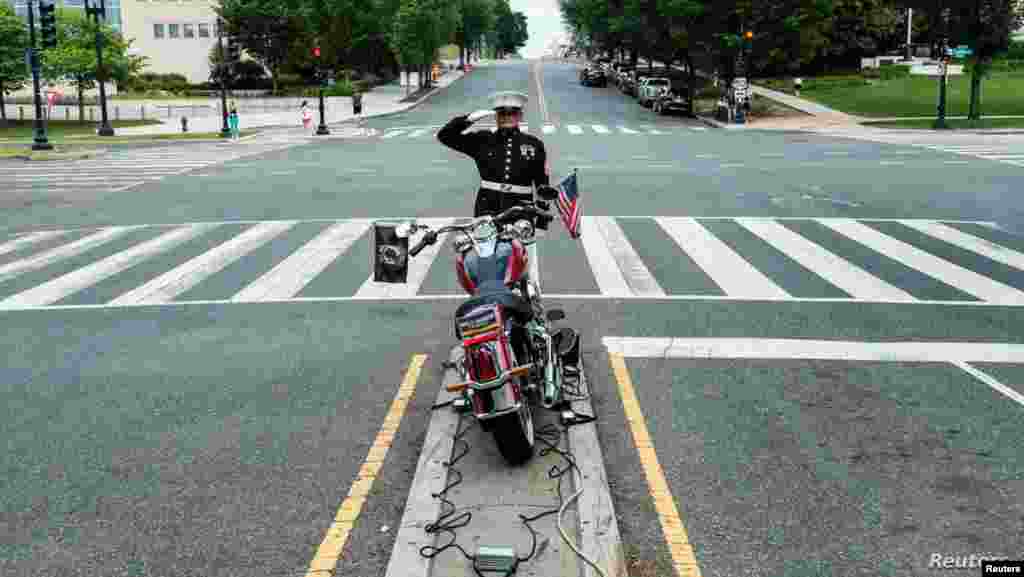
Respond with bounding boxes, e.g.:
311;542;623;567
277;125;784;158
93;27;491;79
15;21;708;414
437;91;555;217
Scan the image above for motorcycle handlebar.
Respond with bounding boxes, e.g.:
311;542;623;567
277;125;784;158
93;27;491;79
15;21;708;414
406;203;553;258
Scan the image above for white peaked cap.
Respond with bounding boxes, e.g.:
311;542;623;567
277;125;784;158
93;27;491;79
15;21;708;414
489;91;528;110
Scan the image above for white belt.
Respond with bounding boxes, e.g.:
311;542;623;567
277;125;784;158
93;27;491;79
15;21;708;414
480;180;533;195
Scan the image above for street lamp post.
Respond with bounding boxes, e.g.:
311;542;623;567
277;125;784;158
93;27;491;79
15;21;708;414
216;19;230;137
84;0;114;135
26;0;53;150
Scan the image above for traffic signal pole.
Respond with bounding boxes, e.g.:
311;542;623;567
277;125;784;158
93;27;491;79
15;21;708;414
26;0;53;150
314;46;329;135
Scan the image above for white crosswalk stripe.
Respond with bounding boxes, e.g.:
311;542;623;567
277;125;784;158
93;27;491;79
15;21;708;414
822;219;1024;304
736;218;914;301
0;230;68;256
656;217;790;299
830;131;1024;168
0;226;139;283
3;216;1024;310
1;130;314;194
900;220;1024;271
364;123;703;138
231;220;371;301
0;224;211;308
108;221;296;305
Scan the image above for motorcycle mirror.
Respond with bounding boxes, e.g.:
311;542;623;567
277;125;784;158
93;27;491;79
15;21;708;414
395;221;413;238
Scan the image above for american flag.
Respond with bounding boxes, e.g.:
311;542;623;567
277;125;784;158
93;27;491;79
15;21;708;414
556;171;581;239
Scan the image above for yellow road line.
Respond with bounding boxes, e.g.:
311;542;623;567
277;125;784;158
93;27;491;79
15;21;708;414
609;352;702;577
305;353;428;576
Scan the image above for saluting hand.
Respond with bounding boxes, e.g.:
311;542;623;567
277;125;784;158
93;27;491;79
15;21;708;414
467;109;495;122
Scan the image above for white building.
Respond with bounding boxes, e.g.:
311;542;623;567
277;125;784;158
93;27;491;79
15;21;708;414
120;0;220;83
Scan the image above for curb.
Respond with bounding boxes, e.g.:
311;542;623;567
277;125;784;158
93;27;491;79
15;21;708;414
4;148;107;161
333;71;466;125
697;115;748;130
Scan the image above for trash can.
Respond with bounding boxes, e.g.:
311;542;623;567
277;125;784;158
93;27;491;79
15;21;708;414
353;93;363;116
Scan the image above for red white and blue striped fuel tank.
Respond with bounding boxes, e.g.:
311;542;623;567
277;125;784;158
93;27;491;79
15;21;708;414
455;238;528;295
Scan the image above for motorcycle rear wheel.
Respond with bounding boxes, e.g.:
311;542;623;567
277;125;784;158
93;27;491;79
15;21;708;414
492;402;535;465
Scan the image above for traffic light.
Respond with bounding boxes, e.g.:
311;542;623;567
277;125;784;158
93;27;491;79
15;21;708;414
313;46;321;58
743;30;753;52
39;2;57;49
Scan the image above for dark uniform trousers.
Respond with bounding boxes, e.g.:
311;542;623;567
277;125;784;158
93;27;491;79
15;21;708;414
437;115;551;217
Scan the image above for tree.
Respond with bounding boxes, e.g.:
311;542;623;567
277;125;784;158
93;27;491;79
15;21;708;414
458;0;494;66
489;0;526;58
0;2;29;123
216;0;307;93
41;8;143;123
896;0;1023;121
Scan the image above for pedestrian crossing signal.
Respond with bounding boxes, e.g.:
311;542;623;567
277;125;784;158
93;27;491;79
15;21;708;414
313;47;321;58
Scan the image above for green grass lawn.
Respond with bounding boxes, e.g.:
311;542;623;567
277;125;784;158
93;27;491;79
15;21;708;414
862;117;1024;129
758;70;1024;118
0;119;161;139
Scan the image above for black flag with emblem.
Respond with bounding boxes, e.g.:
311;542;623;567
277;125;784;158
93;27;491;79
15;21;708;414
372;223;409;283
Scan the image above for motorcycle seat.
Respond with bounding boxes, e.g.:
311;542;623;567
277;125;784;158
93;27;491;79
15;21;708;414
455;289;533;326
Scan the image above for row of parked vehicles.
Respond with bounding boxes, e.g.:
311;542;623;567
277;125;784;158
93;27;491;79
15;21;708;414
579;59;692;116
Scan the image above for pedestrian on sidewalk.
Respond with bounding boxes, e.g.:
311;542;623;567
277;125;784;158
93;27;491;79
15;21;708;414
301;101;313;135
228;105;240;141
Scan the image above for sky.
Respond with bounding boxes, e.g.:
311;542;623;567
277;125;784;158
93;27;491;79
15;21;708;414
509;0;568;58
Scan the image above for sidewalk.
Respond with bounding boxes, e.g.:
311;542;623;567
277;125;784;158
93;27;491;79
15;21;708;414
111;65;475;136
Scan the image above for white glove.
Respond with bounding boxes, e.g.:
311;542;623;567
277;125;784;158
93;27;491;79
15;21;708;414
467;109;494;122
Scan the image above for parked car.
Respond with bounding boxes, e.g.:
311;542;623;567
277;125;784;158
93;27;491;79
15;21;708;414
638;77;671;107
580;65;607;87
652;82;693;116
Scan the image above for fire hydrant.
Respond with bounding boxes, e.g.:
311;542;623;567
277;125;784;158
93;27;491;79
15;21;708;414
181;116;188;132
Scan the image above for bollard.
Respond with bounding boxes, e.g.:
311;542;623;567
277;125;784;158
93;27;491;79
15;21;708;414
141;104;145;120
181;116;188;132
19;106;24;120
90;108;94;121
65;108;69;120
115;106;119;120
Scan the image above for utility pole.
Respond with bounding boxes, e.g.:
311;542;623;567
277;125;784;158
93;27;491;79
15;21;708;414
26;0;53;150
84;0;114;135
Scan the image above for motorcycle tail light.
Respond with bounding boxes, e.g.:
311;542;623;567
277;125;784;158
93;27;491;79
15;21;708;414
471;344;499;382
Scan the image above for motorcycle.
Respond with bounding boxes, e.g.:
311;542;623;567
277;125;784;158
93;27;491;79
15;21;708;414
401;195;581;465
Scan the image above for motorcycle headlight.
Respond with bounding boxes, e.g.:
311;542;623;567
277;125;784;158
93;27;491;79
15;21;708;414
453;236;473;253
512;219;534;241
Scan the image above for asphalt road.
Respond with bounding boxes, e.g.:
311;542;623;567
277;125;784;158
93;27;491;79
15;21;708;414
2;58;1023;577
